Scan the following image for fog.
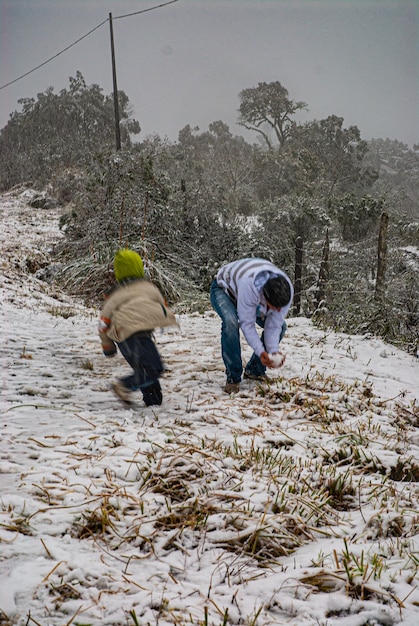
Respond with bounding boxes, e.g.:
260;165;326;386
1;0;417;145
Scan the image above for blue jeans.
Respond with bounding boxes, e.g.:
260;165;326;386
210;279;287;383
118;332;163;395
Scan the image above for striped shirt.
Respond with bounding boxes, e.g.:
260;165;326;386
216;258;293;356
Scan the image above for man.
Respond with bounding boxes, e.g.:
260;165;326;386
210;258;293;393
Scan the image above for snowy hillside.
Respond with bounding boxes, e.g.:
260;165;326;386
1;188;418;626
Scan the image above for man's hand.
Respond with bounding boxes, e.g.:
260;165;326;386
260;351;285;368
260;351;275;368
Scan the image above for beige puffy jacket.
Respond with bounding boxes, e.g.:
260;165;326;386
99;279;177;352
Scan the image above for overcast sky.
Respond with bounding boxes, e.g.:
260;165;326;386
0;0;418;146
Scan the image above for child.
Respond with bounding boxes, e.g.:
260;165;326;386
99;249;177;406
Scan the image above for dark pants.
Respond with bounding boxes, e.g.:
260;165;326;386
118;332;163;406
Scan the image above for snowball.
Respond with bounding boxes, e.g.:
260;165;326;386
268;352;285;368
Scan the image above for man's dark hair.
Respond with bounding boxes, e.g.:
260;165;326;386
263;276;291;308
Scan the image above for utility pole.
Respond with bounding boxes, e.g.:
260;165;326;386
375;212;389;301
294;236;303;315
109;12;121;151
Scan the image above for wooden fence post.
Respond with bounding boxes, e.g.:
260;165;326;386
375;212;389;301
294;236;303;315
315;228;330;310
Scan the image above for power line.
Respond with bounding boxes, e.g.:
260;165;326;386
0;0;179;91
114;0;179;21
0;20;108;91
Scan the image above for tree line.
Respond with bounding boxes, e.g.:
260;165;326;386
1;73;418;351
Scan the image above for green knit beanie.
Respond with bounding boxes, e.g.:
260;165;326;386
114;249;144;283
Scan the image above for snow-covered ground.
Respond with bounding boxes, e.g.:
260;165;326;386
1;189;418;625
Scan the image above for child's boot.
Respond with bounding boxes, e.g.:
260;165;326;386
142;381;162;406
111;380;133;405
